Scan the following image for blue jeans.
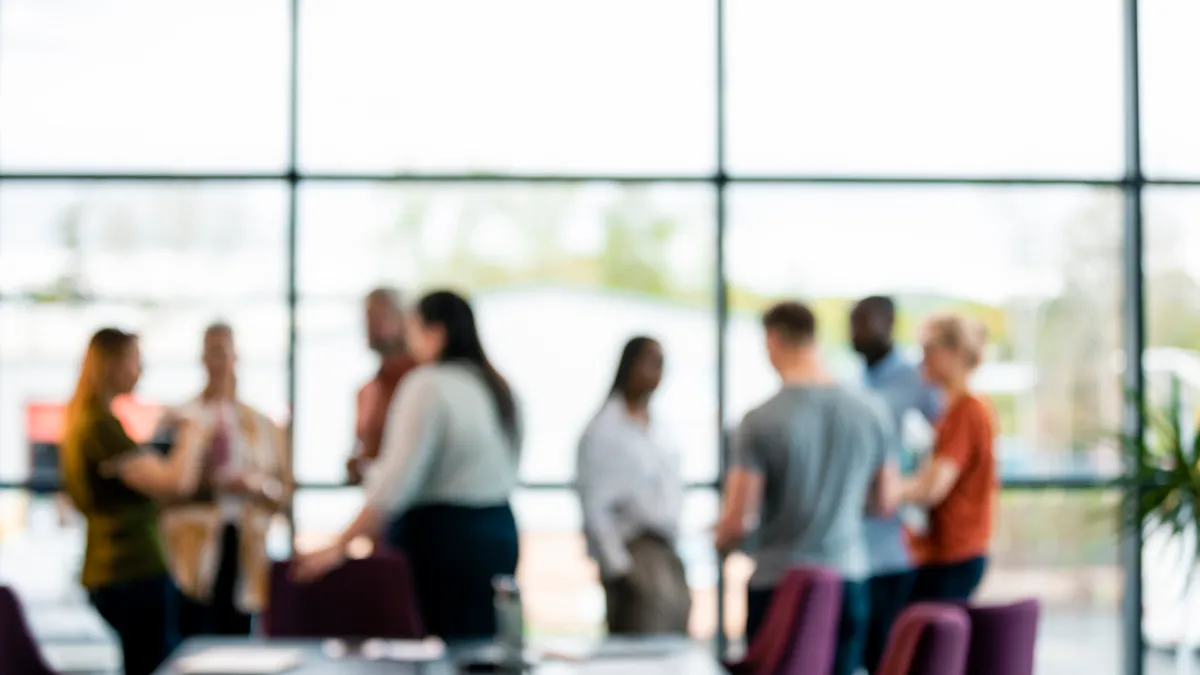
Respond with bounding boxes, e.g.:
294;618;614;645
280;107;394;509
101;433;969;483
912;556;987;602
88;574;179;675
746;579;869;675
387;503;520;640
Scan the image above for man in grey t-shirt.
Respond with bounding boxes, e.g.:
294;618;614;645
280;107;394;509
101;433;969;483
716;301;900;675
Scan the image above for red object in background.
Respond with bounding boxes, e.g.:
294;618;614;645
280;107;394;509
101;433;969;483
25;395;164;444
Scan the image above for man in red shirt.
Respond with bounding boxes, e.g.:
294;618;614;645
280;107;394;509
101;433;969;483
346;287;417;485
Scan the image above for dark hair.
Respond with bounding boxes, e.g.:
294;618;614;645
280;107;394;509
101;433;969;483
853;295;896;326
762;301;817;345
417;290;518;443
610;336;658;396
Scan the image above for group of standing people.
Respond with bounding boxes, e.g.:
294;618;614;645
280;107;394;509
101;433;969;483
58;284;994;675
59;323;289;675
714;296;996;675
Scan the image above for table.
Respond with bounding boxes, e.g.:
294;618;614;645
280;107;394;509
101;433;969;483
155;636;727;674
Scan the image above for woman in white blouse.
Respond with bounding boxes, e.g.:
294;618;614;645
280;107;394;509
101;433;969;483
576;336;690;635
293;290;521;641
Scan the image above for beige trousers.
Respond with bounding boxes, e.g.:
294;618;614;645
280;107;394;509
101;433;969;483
603;534;692;635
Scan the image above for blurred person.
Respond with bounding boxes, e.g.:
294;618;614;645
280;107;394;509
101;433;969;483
346;287;416;485
293;290;522;640
850;296;942;673
901;314;997;602
159;323;290;637
577;337;690;635
715;301;899;675
59;328;207;675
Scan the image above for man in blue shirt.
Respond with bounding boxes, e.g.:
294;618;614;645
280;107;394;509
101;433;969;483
851;296;942;674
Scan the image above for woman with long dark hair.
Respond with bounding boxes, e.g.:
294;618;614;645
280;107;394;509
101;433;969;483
60;328;207;675
293;290;522;640
576;336;689;634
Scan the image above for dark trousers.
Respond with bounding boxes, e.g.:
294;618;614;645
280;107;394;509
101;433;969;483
912;556;987;602
863;570;917;673
746;579;869;675
179;524;253;638
387;503;520;640
88;574;179;675
603;534;691;635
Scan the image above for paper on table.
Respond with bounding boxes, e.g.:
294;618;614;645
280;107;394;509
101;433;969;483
173;646;302;674
322;637;447;662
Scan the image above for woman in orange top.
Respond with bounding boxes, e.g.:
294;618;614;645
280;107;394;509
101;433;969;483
901;313;997;601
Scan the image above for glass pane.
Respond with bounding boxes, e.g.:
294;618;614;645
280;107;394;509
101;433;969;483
292;487;720;639
1144;187;1200;662
0;183;288;300
296;183;716;484
723;489;1126;671
1145;187;1200;353
726;0;1123;176
299;0;715;174
0;300;288;482
0;489;120;671
1141;0;1200;178
0;0;289;171
725;185;1124;481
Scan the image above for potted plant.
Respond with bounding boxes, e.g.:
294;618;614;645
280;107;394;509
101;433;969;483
1125;402;1200;667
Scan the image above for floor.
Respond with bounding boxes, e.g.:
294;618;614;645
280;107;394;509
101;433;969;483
20;595;1200;674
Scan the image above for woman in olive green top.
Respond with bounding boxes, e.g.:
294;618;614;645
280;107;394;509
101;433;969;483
60;328;207;675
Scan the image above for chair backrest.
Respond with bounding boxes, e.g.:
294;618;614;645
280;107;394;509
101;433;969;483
964;599;1041;675
878;602;971;675
728;566;843;675
263;553;424;639
777;567;843;675
0;586;57;675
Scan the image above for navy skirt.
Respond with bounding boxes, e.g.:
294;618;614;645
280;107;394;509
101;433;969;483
386;503;520;641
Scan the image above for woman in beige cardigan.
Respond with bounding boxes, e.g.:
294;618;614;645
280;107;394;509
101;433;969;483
158;323;290;636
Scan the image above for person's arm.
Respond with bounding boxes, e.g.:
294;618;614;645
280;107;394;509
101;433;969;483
225;419;291;512
715;467;765;556
292;372;445;582
867;400;902;516
902;407;972;506
360;372;446;518
715;416;766;556
576;427;635;580
346;386;372;485
108;417;207;500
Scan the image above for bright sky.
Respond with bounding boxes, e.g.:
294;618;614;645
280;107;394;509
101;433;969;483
0;0;1198;303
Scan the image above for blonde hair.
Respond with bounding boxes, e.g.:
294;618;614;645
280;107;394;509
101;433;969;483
922;313;988;370
64;328;137;432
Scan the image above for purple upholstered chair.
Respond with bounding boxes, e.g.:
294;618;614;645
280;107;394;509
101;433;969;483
877;602;971;675
725;566;843;675
963;599;1041;675
264;552;424;639
0;586;57;675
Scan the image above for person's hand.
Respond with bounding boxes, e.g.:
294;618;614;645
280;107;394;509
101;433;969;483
218;472;260;496
175;416;211;452
345;455;365;486
714;520;739;558
291;544;347;583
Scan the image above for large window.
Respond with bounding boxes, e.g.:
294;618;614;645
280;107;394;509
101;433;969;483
295;183;716;483
724;186;1125;480
0;1;1189;673
725;0;1124;177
